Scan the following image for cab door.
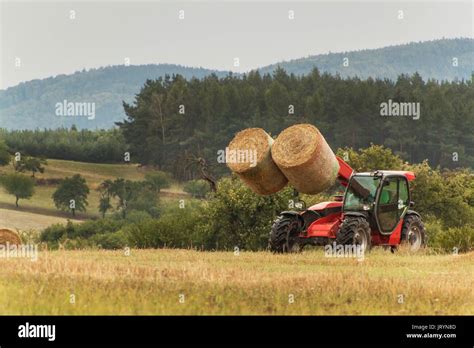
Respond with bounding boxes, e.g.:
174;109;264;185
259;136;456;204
375;176;409;234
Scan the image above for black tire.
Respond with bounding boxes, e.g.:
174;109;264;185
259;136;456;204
335;216;372;252
269;215;302;253
400;214;425;251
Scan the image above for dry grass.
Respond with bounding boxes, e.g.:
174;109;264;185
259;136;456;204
0;248;472;315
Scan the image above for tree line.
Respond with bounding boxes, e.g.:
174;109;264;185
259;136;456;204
118;68;473;179
0;127;127;163
1;68;473;180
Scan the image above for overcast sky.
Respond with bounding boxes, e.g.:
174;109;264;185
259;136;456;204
0;0;472;89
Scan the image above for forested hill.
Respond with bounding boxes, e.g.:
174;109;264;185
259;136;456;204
0;38;472;130
0;64;229;130
259;38;473;81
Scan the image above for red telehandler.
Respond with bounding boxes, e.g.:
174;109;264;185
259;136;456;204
269;156;425;253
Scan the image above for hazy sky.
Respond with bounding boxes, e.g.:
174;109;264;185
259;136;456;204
0;0;472;89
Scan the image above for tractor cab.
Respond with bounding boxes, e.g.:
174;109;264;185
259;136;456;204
343;171;415;235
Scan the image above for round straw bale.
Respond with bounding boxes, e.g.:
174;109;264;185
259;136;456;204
227;128;288;195
0;228;22;246
271;124;339;194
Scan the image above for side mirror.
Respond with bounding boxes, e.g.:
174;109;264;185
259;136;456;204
409;201;415;208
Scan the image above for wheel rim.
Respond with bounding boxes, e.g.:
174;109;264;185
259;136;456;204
353;228;368;252
407;226;422;250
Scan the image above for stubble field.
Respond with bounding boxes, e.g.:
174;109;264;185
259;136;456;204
0;248;472;315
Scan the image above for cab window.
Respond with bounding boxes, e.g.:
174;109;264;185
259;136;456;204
377;177;399;232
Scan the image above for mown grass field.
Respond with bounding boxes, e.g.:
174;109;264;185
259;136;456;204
0;208;80;231
0;159;187;230
0;248;472;315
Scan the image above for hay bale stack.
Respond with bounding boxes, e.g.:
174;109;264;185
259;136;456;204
227;128;288;195
272;124;339;194
0;228;22;246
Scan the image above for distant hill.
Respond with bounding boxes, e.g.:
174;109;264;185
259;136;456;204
259;38;473;81
0;65;229;130
0;38;472;130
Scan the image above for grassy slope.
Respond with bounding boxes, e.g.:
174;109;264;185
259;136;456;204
0;159;186;230
0;159;145;217
0;208;80;232
0;248;472;315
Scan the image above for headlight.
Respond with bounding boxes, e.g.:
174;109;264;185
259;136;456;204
362;204;371;211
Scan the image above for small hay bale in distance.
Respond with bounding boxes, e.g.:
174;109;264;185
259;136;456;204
0;228;22;246
272;124;339;194
227;128;288;195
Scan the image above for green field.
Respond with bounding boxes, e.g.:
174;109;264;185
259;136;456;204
0;159;187;230
0;248;472;315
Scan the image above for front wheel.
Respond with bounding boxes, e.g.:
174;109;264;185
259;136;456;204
401;214;426;251
269;215;303;253
335;216;372;252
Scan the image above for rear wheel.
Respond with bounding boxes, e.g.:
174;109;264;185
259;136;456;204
269;215;302;253
401;214;425;251
336;216;371;252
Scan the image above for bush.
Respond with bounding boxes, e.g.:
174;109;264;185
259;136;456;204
40;223;70;243
39;203;202;249
18;229;39;244
425;219;474;253
124;201;203;248
120;220;162;248
125;210;153;223
196;175;294;251
336;144;404;172
70;218;126;239
404;161;473;228
126;186;160;216
40;217;129;245
145;171;171;192
91;230;130;249
183;179;210;198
